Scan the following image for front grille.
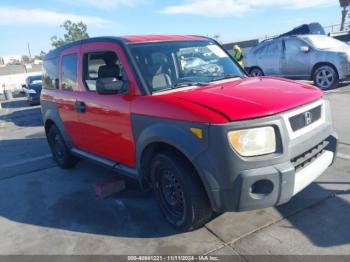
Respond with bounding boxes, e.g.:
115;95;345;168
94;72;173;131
291;140;329;172
289;105;322;132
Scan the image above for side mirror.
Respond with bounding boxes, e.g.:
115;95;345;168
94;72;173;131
300;46;310;53
96;78;125;95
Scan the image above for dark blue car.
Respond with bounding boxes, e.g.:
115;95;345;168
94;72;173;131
24;75;42;105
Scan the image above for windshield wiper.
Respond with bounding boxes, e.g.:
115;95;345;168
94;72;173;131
212;74;245;81
152;81;209;94
172;81;210;89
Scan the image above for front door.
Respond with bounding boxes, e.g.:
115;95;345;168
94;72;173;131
281;38;312;79
74;42;137;167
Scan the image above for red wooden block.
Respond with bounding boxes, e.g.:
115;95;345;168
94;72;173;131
94;176;126;198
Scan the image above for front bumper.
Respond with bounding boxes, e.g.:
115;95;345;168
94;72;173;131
192;99;338;212
231;135;337;211
27;94;40;104
339;63;350;81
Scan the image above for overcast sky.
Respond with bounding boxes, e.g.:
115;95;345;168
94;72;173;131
0;0;340;57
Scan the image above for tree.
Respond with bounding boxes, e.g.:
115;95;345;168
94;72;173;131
34;51;47;60
51;20;89;48
340;0;350;31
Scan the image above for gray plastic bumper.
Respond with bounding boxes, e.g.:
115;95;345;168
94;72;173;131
191;99;338;213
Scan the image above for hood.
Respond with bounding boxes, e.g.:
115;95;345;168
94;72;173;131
28;83;42;91
167;77;323;121
324;46;350;53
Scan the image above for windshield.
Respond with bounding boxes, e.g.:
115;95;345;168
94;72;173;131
300;35;347;50
28;75;42;85
129;40;245;93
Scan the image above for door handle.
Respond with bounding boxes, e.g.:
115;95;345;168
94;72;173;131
75;101;86;113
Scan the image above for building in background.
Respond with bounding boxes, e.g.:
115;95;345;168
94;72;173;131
2;55;22;65
0;64;42;92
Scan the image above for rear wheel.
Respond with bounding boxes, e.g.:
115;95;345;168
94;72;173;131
313;65;339;90
250;67;264;77
151;150;212;231
47;125;78;168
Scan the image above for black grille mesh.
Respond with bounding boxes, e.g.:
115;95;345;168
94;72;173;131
291;140;329;171
289;106;321;132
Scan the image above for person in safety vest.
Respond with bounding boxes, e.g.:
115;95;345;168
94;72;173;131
233;44;244;67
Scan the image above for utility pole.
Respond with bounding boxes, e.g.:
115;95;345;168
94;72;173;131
27;42;32;60
339;0;350;31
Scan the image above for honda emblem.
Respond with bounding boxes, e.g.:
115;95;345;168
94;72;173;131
304;111;312;125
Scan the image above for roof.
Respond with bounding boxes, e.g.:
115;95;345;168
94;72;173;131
45;35;209;60
120;35;207;43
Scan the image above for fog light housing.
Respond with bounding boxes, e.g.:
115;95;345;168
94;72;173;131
249;179;274;199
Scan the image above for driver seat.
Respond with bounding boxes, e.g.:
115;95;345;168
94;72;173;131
150;53;172;91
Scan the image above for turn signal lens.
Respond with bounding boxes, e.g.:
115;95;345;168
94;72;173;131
228;127;276;157
190;128;203;139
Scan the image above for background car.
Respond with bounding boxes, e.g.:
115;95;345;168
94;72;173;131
23;75;42;105
244;34;350;90
21;75;41;92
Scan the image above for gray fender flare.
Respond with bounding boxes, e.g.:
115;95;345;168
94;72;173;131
136;123;208;166
135;123;217;204
42;105;73;148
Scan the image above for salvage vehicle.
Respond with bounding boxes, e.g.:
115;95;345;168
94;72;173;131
41;35;338;231
245;34;350;90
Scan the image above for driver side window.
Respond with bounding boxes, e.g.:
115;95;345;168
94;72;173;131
285;38;305;56
83;51;124;91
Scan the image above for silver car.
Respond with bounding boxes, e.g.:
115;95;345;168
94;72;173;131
245;34;350;89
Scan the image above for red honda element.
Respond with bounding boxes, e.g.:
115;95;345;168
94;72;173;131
41;35;338;231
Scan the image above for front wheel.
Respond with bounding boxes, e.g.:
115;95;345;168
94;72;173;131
151;150;212;231
313;65;339;90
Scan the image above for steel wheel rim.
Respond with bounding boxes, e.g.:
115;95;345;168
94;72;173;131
158;167;184;217
316;67;334;89
53;134;64;160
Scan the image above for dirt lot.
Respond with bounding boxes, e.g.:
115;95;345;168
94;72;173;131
0;85;350;258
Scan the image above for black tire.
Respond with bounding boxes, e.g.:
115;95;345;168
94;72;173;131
249;67;264;77
47;125;78;169
313;65;339;90
151;150;212;231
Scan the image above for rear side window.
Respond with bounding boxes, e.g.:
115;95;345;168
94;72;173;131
253;43;268;55
61;54;78;91
83;51;124;91
265;40;282;55
43;57;58;89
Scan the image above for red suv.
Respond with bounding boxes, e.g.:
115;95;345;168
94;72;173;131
41;35;338;231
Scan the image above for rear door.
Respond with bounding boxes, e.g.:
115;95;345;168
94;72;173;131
74;41;137;167
281;37;312;79
256;41;282;76
56;46;81;146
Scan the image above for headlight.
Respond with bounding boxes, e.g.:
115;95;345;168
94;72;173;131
341;53;350;62
228;126;276;157
27;89;37;94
